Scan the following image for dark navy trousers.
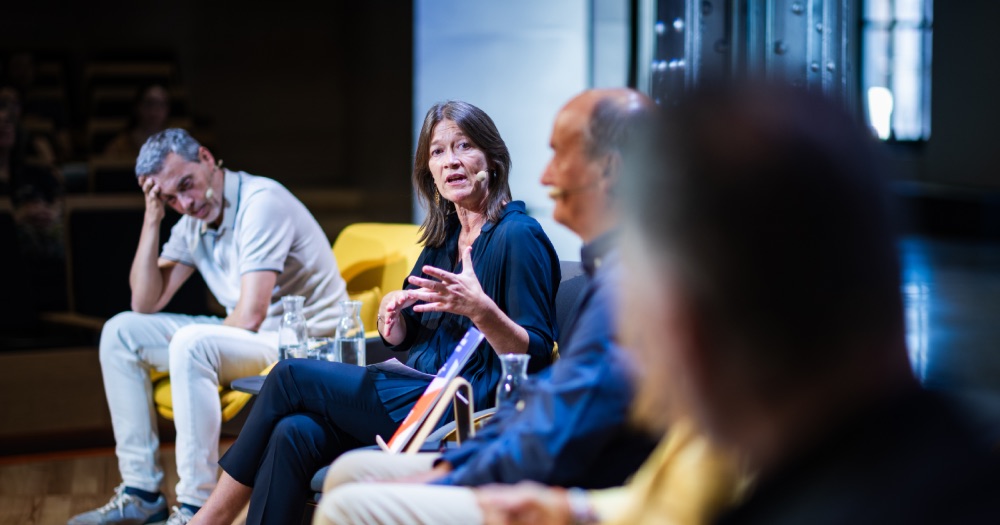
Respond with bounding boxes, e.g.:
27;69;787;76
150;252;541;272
218;359;398;525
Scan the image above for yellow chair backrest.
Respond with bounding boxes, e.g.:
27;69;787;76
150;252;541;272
333;222;424;295
332;223;423;336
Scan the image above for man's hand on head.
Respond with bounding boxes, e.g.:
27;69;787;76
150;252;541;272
139;175;165;224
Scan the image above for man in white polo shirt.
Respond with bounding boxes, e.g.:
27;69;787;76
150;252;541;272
69;128;347;525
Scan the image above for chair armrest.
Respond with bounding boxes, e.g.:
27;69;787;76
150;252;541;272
424;408;498;445
366;334;398;364
231;375;266;395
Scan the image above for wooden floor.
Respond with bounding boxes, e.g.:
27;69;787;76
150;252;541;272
0;441;247;525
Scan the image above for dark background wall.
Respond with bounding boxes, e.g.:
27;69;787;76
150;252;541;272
0;0;414;194
4;1;997;205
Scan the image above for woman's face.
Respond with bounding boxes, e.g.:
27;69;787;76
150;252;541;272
427;119;490;210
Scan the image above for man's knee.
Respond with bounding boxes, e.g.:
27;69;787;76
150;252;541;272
167;324;218;368
324;450;387;491
99;311;148;364
317;483;372;525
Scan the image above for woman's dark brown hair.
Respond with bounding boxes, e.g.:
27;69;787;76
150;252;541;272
413;101;512;247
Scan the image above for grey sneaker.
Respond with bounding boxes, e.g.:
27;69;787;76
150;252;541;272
165;507;194;525
67;484;167;525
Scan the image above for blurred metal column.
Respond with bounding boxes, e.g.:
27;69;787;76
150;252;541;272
639;0;858;108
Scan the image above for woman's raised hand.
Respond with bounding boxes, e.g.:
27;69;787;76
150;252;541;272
407;246;489;322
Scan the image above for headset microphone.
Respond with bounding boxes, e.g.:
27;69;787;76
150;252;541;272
205;159;223;200
475;170;488;182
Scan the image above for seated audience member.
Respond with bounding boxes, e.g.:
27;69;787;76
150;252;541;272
187;101;560;525
67;128;348;525
1;87;66;313
2;53;72;161
102;83;171;160
307;88;665;525
608;83;998;524
11;163;67;311
0;84;58;195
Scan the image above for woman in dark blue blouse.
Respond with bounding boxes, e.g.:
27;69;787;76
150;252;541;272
193;101;560;525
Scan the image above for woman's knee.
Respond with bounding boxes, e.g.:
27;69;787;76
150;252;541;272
271;414;331;460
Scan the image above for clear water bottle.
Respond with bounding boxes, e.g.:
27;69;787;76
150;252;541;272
332;300;366;366
278;295;307;359
496;353;530;410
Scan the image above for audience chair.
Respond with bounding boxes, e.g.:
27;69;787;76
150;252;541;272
90;86;189;119
85;117;128;155
83;61;176;92
88;158;139;193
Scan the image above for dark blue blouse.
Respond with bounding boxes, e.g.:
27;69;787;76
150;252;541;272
369;201;560;422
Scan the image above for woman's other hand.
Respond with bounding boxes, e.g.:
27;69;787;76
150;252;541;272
379;289;418;342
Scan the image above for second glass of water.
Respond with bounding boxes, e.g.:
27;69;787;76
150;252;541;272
331;299;366;366
278;295;307;359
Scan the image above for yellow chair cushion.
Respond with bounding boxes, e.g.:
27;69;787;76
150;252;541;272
151;361;278;422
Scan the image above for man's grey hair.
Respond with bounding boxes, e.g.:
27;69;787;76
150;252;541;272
135;128;202;177
586;93;657;161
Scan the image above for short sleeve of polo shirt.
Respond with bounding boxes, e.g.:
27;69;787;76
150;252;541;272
160;219;196;267
235;190;294;275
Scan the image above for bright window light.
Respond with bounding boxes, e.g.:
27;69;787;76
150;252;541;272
867;86;894;140
862;0;933;141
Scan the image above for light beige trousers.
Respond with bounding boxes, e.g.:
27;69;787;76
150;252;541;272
313;449;484;525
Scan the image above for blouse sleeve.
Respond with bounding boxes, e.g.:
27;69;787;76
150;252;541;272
496;221;559;371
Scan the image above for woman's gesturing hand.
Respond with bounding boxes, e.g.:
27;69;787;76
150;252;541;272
407;246;489;322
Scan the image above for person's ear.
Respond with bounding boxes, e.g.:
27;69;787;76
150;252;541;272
199;146;214;165
600;151;622;196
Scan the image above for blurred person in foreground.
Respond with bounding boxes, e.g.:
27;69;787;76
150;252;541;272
309;88;673;525
68;128;348;525
187;100;560;525
478;82;1000;524
615;83;998;524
